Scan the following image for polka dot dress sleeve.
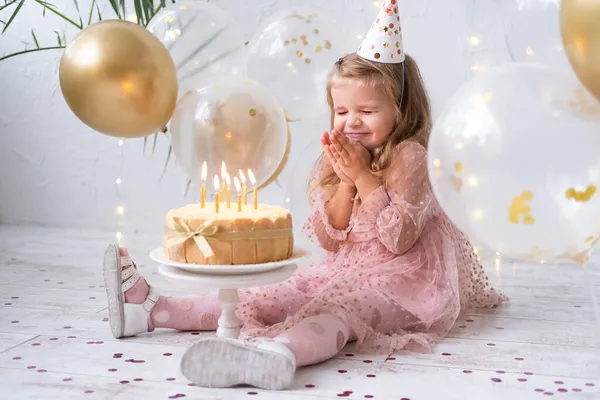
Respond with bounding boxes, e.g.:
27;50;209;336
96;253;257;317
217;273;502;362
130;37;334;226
355;141;433;255
301;161;353;252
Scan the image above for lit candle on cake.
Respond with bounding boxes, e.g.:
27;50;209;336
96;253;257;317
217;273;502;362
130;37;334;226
234;177;242;212
248;168;257;210
220;161;227;203
239;169;248;205
200;161;207;208
225;173;231;208
213;175;220;213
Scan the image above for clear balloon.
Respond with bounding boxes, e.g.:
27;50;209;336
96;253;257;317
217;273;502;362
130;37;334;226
170;81;288;190
147;0;247;98
247;7;354;121
427;63;600;264
505;0;570;69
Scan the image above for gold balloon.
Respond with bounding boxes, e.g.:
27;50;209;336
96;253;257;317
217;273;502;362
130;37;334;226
560;0;600;102
59;20;178;138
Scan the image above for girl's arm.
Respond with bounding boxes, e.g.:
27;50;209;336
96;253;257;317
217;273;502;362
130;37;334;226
352;141;433;255
325;182;356;229
302;162;356;252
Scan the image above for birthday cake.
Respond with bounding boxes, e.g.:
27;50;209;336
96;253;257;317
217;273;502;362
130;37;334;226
162;203;294;265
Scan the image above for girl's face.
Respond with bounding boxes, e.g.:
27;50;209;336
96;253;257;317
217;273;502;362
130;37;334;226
330;78;397;150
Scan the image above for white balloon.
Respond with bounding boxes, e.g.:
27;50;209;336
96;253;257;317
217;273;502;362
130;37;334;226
147;1;247;98
428;63;600;263
247;7;355;121
505;0;570;70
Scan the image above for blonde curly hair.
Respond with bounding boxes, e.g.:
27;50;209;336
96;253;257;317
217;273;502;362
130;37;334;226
310;52;432;194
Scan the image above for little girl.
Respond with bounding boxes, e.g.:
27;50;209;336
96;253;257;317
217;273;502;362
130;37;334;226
103;1;507;391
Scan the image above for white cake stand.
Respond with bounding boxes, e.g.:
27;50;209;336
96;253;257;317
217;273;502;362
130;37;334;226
150;247;310;339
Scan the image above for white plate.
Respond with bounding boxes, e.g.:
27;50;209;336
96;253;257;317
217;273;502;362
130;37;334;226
149;247;310;275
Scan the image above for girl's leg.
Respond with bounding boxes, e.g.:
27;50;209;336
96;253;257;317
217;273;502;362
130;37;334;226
180;313;352;390
276;313;352;367
104;245;310;337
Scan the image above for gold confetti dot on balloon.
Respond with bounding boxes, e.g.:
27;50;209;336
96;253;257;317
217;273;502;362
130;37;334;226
283;40;290;46
315;45;323;53
296;50;303;58
523;215;535;225
292;38;298;44
508;190;534;224
565;184;596;202
313;29;320;34
248;109;257;117
450;175;463;192
454;162;465;173
324;40;332;50
520;190;533;201
300;35;307;40
304;58;311;64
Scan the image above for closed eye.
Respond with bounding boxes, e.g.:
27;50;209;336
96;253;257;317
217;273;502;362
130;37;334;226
335;111;347;115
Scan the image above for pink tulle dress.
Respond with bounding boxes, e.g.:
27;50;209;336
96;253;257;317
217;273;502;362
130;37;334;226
238;141;507;354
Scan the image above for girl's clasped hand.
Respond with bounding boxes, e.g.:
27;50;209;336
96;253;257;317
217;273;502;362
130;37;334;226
321;130;372;184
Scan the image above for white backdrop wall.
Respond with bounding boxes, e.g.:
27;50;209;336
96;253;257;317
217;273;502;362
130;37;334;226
0;0;513;239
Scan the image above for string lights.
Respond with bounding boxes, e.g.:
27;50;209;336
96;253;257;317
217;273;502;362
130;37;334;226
115;137;125;244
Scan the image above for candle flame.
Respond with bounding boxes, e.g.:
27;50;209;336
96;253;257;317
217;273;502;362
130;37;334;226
247;169;256;186
234;177;241;192
213;175;220;191
221;161;227;180
239;169;246;184
225;172;231;187
201;161;207;182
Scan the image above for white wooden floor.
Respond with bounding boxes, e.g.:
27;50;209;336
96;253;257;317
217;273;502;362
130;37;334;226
0;225;599;399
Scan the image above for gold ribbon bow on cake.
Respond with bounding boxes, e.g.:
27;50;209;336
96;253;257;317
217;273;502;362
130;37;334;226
164;218;219;260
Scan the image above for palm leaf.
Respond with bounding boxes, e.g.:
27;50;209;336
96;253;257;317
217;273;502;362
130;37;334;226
53;30;62;46
160;145;172;180
133;0;144;25
1;0;24;34
87;0;95;25
31;29;40;48
152;132;158;154
0;0;19;12
34;0;82;29
0;46;65;62
108;0;121;19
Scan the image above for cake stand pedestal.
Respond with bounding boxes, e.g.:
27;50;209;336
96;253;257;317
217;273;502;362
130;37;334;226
151;248;308;339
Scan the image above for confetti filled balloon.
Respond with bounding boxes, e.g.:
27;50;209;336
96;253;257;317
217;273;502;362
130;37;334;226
147;0;247;97
246;7;354;121
170;81;288;189
505;0;571;70
428;63;600;264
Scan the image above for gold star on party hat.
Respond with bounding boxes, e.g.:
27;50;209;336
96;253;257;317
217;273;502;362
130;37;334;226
357;0;405;63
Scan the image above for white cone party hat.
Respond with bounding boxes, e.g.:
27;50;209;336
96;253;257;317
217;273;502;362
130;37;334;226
357;0;404;63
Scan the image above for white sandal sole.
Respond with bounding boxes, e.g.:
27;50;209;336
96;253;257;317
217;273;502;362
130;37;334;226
180;338;295;390
103;244;125;338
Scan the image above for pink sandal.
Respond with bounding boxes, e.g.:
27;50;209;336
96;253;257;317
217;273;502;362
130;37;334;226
102;244;159;338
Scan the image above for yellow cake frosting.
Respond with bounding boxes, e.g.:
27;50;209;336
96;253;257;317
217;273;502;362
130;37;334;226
162;203;294;265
